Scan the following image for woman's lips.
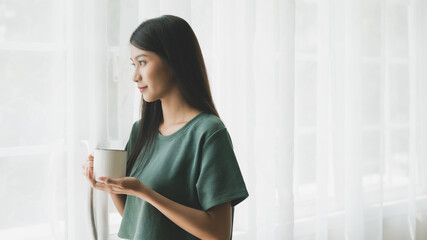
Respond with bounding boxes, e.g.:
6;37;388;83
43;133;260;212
138;86;147;92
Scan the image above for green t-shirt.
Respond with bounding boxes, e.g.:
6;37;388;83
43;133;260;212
117;111;249;240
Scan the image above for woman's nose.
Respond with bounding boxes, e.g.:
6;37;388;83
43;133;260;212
133;70;141;82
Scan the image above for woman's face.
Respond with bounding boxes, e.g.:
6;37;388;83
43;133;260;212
130;44;175;102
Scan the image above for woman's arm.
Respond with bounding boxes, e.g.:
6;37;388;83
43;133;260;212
109;193;127;216
136;186;231;240
93;176;232;239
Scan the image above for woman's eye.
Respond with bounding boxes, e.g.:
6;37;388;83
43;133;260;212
130;61;145;67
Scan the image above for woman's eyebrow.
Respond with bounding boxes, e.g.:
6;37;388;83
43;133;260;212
130;54;148;61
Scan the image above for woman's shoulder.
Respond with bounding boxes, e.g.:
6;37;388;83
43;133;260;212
129;120;141;137
192;112;227;137
133;120;141;129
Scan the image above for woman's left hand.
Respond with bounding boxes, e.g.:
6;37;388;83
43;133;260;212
89;171;145;197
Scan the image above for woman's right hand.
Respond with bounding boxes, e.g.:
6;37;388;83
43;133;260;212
82;154;94;186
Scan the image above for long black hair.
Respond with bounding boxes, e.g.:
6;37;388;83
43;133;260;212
126;15;219;176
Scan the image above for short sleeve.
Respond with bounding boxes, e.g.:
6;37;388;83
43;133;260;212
196;128;249;211
124;121;140;163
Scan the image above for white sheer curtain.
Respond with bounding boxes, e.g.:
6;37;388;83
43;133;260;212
292;0;427;239
1;0;427;239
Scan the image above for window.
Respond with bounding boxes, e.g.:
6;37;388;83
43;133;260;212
0;0;67;239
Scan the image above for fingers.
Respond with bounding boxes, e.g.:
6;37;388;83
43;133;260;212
89;169;103;190
81;158;93;168
81;155;94;169
82;154;96;187
90;176;118;194
88;175;127;195
81;163;93;171
81;154;123;193
102;177;121;187
81;154;94;178
81;163;93;175
97;177;124;191
82;167;93;183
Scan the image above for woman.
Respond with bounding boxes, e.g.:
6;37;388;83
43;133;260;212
82;15;248;240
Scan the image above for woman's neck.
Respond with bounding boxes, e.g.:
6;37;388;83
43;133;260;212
159;88;200;126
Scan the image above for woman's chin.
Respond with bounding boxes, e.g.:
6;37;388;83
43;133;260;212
142;95;157;103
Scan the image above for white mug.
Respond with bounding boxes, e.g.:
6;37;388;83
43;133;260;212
93;149;127;181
